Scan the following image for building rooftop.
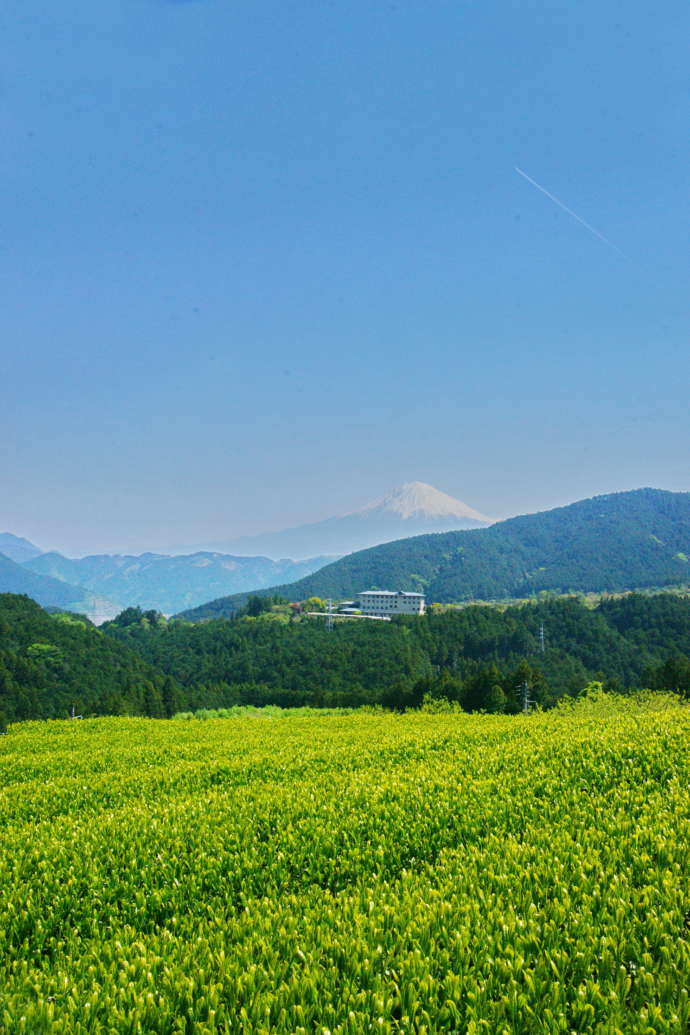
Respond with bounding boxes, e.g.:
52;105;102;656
359;590;424;598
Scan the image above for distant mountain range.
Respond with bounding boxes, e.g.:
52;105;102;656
178;489;690;620
0;528;335;619
0;553;110;616
21;551;335;617
0;482;492;619
0;533;44;565
173;482;494;559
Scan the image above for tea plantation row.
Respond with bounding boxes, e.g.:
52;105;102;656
0;693;688;1032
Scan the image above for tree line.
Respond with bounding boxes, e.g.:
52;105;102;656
105;593;690;712
2;592;690;724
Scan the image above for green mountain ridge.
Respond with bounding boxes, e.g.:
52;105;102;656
177;489;690;620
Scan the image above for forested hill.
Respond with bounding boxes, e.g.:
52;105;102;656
0;595;177;721
3;591;690;721
105;593;690;711
178;489;690;619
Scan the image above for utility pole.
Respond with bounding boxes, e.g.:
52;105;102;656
521;681;533;713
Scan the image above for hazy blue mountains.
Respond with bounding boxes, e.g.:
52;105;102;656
178;489;690;619
22;550;334;617
0;553;105;615
0;533;44;564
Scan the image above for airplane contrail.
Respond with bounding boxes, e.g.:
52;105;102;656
515;166;629;260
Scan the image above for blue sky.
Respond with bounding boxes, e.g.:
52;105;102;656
2;0;688;554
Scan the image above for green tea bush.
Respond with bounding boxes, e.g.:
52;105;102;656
0;696;688;1032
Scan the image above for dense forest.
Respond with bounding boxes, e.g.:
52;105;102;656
179;489;690;620
2;591;690;723
0;595;180;723
106;593;690;713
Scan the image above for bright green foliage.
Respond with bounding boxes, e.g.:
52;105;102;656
1;696;689;1032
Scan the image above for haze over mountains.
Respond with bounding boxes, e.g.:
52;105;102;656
173;482;494;559
0;531;335;619
0;483;492;619
179;489;690;620
0;552;110;617
0;533;44;565
3;487;690;623
22;551;334;618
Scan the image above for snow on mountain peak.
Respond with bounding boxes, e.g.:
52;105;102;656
358;482;494;523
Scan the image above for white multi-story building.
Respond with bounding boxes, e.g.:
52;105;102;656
357;590;425;617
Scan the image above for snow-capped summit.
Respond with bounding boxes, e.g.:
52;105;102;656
192;482;494;559
358;481;494;523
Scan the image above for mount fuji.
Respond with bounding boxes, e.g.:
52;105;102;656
191;482;494;559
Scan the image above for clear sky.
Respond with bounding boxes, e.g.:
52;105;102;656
2;0;688;555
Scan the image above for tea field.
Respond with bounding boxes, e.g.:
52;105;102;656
1;694;689;1033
